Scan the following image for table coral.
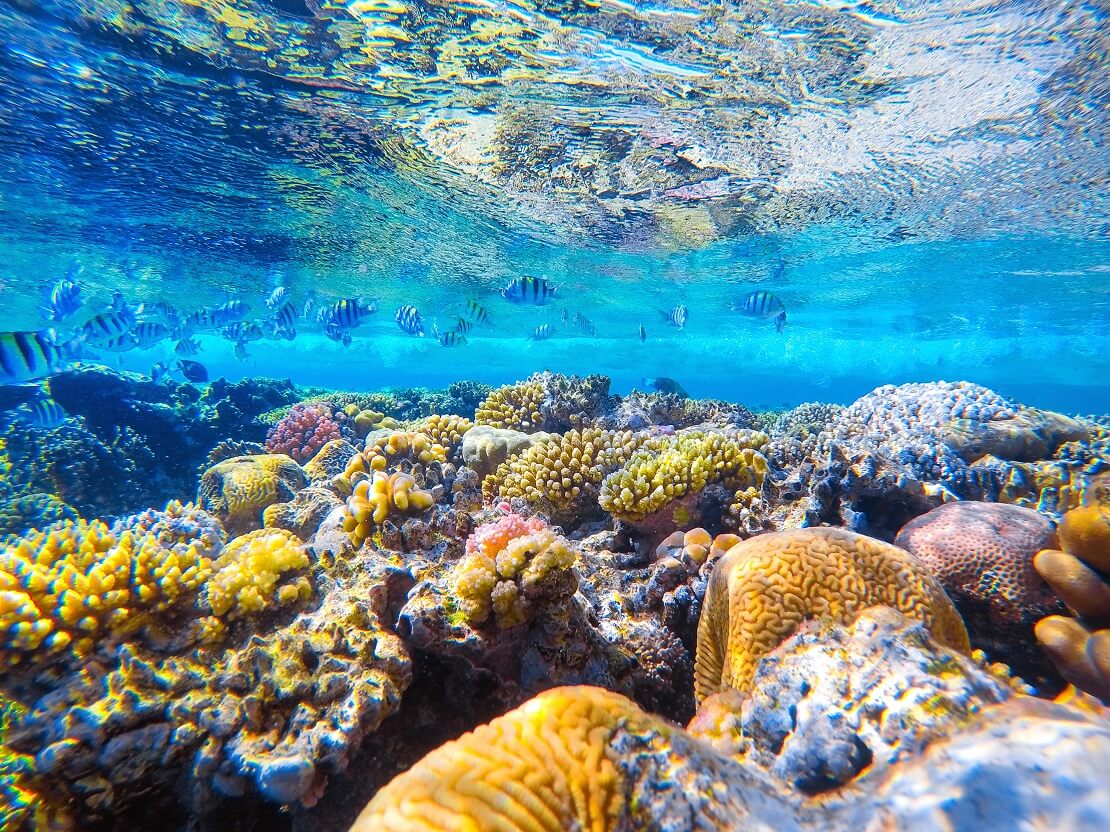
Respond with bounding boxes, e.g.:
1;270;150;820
197;453;306;535
894;501;1063;677
694;527;969;702
1034;495;1110;702
451;518;576;628
598;429;769;529
342;471;435;548
483;428;650;525
265;403;342;463
204;528;311;618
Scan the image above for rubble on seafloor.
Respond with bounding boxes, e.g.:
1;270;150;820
1;370;1108;831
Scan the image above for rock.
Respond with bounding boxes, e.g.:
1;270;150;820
460;425;553;478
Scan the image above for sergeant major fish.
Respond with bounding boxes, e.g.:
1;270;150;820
82;292;136;343
221;321;263;343
528;323;555;341
732;290;786;333
18;397;68;429
573;312;596;336
0;330;67;385
40;266;83;322
502;276;557;306
465;299;492;325
319;298;376;331
660;304;688;329
395;305;425;337
175;336;202;357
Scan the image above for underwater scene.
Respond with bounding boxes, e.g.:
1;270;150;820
1;0;1109;829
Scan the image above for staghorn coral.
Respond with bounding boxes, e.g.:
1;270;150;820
451;517;576;628
484;428;649;525
694;527;969;701
197;454;306;535
342;471;435;548
0;511;220;670
1034;494;1110;702
895;501;1064;679
265;403;342;463
204;528;311;618
474;376;546;432
598;429;769;530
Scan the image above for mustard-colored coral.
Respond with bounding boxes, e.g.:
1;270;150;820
694;527;970;702
342;471;435;547
341;430;447;490
483;428;649;521
474;377;546;432
205;528;311;618
407;414;473;455
0;519;215;668
599;430;769;522
350;686;641;832
451;528;576;628
197;454;306;534
1034;496;1110;702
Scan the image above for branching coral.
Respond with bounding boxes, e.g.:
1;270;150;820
484;428;649;524
474;373;614;433
204;528;311;618
598;429;769;525
341;430;448;488
406;414;473;458
265;403;342;463
694;527;969;701
197;454;306;535
474;376;547;432
1034;494;1110;702
451;515;576;628
342;472;435;548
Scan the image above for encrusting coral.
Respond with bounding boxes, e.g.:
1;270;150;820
694;527;970;701
197;453;306;535
450;514;577;628
1034;487;1110;702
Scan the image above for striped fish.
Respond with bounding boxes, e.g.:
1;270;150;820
234;341;251;361
573;312;596;336
319;298;376;331
453;317;473;336
175;337;202;357
396;305;425;337
19;397;68;428
0;330;66;385
323;324;352;346
437;330;467;348
133;322;171;349
184;300;251;332
660;304;688;329
271;300;298;333
41;269;83;322
465;299;492;325
83;292;136;343
732;291;786;332
527;323;555;341
221;321;263;342
502;276;557;306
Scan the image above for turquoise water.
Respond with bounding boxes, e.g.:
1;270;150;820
0;0;1107;411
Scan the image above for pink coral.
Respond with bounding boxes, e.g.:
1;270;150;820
265;404;342;463
466;513;547;558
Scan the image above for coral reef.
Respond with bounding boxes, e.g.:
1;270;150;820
474;373;615;434
598;429;769;537
405;414;472;459
602;391;757;432
460;424;553;478
204;528;310;618
265;403;342;463
0;493;77;539
197;454;306;535
450;515;576;628
895;501;1064;680
302;439;360;483
484;428;649;525
474;376;547;432
1034;493;1110;702
342;472;435;548
263;486;344;540
694;527;969;701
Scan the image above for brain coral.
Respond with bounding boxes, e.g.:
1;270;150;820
197;454;306;535
484;428;649;524
894;501;1063;675
451;518;577;628
265;403;342;463
598;429;769;525
694;527;969;701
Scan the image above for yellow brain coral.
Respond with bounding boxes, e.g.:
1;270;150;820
694;527;970;701
599;430;769;522
197;454;306;535
205;528;311;618
342;471;435;547
484;428;649;521
0;520;215;668
474;377;546;432
451;528;577;628
351;686;644;832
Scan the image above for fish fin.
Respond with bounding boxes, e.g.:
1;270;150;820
775;311;786;333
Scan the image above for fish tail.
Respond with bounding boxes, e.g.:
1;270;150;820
775;311;786;333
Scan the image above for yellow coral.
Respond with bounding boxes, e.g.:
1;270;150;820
0;520;215;668
599;430;768;522
474;377;546;432
694;527;970;701
197;454;306;534
341;431;447;490
484;428;650;521
451;529;576;628
407;414;473;454
350;686;640;832
205;528;310;618
342;471;435;547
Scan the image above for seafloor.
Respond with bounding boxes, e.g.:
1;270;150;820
2;368;1110;830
